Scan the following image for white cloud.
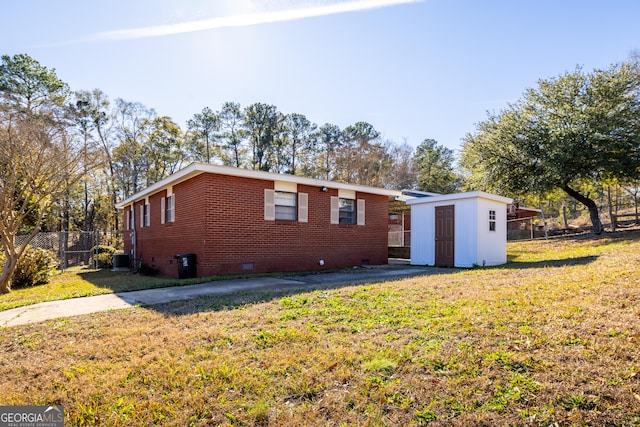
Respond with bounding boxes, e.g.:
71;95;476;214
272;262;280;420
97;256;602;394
89;0;422;42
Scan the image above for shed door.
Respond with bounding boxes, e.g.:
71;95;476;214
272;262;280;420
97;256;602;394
435;205;454;267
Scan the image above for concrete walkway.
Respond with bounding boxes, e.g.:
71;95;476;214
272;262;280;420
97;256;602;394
0;264;436;327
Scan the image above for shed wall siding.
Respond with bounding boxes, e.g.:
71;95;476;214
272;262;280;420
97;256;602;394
453;199;478;268
409;202;434;265
410;199;479;267
124;173;388;278
410;194;510;268
476;198;508;266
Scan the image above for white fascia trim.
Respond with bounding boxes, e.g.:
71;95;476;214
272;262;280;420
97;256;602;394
405;191;513;206
115;163;200;209
116;162;402;209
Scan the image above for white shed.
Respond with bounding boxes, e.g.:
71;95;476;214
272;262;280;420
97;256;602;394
407;191;513;268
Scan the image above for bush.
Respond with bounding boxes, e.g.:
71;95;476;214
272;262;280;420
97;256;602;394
90;245;118;269
12;247;57;289
138;262;159;277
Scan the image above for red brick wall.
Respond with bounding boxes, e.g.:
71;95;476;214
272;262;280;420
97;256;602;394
124;173;390;278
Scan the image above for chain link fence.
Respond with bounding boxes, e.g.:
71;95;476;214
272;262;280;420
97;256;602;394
388;228;411;247
507;217;547;241
15;230;123;269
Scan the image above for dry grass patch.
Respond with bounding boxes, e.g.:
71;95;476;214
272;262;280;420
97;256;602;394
1;232;639;425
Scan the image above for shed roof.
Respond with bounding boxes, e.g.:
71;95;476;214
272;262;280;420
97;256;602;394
116;162;402;208
405;190;512;206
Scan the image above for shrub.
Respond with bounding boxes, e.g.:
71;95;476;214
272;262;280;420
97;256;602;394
138;262;159;277
90;245;118;269
12;247;57;289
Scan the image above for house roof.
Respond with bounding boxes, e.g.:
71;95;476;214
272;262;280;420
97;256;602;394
405;190;513;206
516;206;542;213
401;189;441;197
116;162;402;208
396;189;440;202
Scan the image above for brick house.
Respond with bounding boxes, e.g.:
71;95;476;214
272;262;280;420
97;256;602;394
115;163;401;278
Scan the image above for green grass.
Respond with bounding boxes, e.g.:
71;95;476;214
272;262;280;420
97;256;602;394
0;267;184;311
0;267;281;311
1;231;639;426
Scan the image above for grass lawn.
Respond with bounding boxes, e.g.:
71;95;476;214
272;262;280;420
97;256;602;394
0;268;264;311
1;232;639;426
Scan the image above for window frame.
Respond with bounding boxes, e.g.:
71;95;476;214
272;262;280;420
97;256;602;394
274;191;297;221
339;198;356;225
489;209;496;232
128;206;135;229
144;202;150;227
166;194;175;223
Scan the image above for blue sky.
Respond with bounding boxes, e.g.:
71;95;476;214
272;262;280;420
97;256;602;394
3;0;639;151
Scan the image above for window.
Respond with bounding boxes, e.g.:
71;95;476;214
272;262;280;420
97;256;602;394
144;203;150;227
265;189;307;222
275;191;296;221
128;207;135;229
331;196;365;225
339;198;355;224
166;194;175;223
489;209;496;231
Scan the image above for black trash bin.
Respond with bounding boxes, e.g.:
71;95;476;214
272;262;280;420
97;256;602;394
175;253;197;279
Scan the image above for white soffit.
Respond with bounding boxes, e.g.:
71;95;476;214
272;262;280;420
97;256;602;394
274;181;298;193
338;189;356;199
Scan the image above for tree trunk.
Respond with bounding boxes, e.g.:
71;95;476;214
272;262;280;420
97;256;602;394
539;204;549;239
1;202;46;293
607;186;613;231
562;183;603;234
635;189;639;224
0;255;18;294
0;232;22;294
234;144;240;168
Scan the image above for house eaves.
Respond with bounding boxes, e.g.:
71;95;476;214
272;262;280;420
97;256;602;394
115;162;402;209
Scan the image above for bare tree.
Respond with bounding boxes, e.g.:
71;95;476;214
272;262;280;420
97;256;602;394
75;89;120;229
0;54;94;293
0;114;91;293
386;140;416;190
111;99;156;197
